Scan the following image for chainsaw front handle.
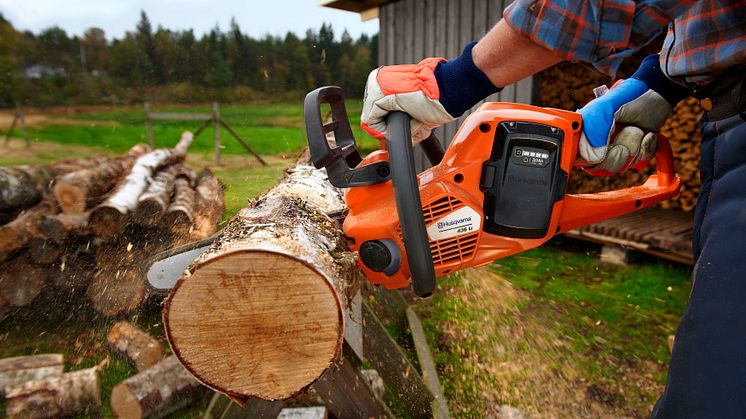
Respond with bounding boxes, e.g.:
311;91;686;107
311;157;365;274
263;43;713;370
387;112;437;298
559;133;681;233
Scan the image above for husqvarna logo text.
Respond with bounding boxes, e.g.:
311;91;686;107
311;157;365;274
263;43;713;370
438;216;472;229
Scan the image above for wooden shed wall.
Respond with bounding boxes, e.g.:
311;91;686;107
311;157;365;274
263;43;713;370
377;0;536;169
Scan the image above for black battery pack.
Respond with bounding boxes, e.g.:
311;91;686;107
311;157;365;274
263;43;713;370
480;121;568;238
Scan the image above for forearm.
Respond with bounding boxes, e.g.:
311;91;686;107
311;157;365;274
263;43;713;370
472;19;563;88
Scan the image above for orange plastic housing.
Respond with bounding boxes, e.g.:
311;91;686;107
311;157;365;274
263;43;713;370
343;102;681;290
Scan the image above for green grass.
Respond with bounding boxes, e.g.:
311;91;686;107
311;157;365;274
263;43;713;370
23;101;378;156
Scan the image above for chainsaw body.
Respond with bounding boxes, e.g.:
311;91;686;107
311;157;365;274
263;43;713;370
305;86;681;297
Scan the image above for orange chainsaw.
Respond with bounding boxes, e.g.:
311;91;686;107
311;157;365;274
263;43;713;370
304;86;681;298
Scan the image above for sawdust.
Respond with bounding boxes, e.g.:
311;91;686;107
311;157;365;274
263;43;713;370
426;267;663;418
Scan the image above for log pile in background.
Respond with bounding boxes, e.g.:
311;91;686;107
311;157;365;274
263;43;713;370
0;131;225;319
538;43;702;212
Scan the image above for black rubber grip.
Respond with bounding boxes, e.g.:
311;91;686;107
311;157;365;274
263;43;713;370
387;112;437;298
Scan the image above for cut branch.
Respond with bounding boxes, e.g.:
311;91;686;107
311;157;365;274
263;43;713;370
0;354;64;397
161;172;196;230
107;322;166;371
164;161;360;403
190;169;225;240
5;366;100;418
110;356;207;419
39;212;90;242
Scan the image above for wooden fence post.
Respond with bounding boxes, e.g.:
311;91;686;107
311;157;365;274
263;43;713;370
213;102;221;166
17;105;29;149
144;102;154;147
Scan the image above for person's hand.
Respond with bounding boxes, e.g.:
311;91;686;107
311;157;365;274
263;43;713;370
577;54;689;174
361;58;454;143
361;41;500;144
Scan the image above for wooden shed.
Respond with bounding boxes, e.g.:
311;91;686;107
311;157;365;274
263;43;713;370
320;0;536;168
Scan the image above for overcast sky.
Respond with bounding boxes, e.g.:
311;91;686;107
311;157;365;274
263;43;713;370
0;0;379;39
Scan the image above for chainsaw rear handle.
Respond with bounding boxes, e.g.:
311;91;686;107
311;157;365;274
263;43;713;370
560;133;681;232
387;111;437;298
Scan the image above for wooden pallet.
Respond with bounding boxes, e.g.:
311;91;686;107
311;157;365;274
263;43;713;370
565;207;694;265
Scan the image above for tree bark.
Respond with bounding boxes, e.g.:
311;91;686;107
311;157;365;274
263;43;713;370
107;322;166;372
0;354;64;397
53;144;152;214
89;133;193;238
5;366;100;418
161;172;196;231
0;256;47;307
163;162;359;403
190;169;225;240
110;356;207;419
38;212;90;242
132;165;183;226
0;198;56;257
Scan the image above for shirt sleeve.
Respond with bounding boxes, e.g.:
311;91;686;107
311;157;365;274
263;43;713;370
503;0;699;77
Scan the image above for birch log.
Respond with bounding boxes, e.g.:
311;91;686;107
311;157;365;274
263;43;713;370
5;366;101;418
107;322;166;371
132;165;183;225
190;169;225;240
110;356;206;419
163;161;360;403
89;132;193;238
53;143;152;214
161;171;196;230
0;354;64;397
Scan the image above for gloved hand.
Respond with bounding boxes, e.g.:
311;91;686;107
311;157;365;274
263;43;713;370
361;41;500;143
577;54;689;174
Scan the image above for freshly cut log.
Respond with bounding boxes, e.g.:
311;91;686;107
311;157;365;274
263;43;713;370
53;144;152;214
0;354;64;397
161;176;195;230
0;256;46;307
89;132;193;238
39;212;90;242
0;156;113;212
0;199;56;256
164;161;358;403
87;267;145;317
28;237;63;264
110;356;206;419
107;322;166;371
190;169;225;240
5;366;100;418
132;165;183;225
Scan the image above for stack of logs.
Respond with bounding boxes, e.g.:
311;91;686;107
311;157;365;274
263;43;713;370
538;51;703;212
0;132;225;319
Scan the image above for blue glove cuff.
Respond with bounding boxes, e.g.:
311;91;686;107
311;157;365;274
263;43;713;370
631;54;690;107
434;41;501;117
579;78;649;147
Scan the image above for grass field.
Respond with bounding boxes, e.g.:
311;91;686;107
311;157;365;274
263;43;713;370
8;101;379;157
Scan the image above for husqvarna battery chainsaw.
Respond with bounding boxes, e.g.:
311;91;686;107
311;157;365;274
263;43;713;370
304;86;681;298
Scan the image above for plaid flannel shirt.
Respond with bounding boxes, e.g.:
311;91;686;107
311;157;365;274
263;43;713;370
504;0;746;85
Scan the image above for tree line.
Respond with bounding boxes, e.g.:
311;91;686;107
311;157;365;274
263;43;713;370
0;12;377;107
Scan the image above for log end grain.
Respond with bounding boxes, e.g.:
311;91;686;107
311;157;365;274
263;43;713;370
53;182;86;214
164;250;344;402
107;322;166;372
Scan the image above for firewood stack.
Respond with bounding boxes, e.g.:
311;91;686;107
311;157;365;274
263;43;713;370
0;132;225;319
538;53;703;212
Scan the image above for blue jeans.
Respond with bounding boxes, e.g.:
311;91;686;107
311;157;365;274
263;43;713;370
652;113;746;417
